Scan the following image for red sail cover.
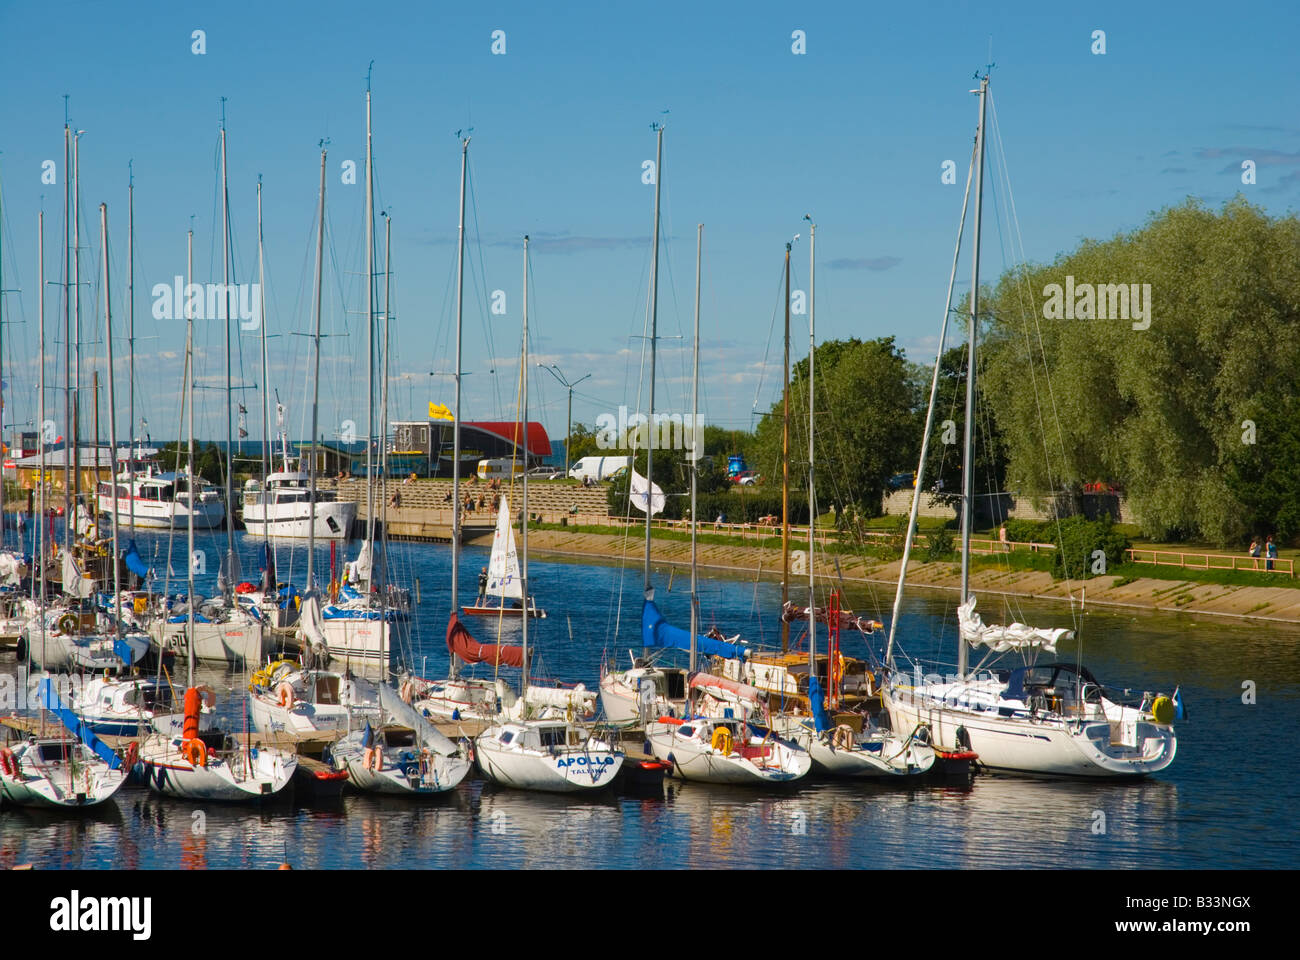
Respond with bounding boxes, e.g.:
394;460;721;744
446;612;524;668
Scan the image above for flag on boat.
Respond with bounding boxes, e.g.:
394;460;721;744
629;470;665;515
122;540;150;579
957;595;1073;653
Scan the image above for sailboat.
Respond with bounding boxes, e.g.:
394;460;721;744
475;237;624;793
879;74;1177;778
461;497;545;618
759;222;933;777
136;227;296;802
330;682;471;794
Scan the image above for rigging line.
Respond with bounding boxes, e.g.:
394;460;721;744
989;90;1081;627
748;259;790;417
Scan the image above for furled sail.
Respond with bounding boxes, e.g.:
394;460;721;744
641;600;748;660
445;612;524;668
958;594;1073;654
378;683;460;757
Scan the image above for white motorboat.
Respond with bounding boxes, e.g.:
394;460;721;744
646;714;810;785
96;462;224;530
242;471;357;539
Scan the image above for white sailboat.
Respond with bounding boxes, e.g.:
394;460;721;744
248;657;378;736
475;237;624;793
462;497;545;618
331;682;470;795
136;225;296;802
878;74;1177;779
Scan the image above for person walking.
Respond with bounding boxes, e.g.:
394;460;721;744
1249;537;1261;570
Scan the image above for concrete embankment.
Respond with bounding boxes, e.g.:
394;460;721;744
523;529;1300;626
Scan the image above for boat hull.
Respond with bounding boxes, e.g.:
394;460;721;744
150;618;265;666
242;502;357;539
883;688;1176;778
646;722;811;785
137;737;297;801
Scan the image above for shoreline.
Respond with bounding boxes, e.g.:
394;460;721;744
523;529;1300;627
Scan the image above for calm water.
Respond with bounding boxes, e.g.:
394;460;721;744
1;525;1296;869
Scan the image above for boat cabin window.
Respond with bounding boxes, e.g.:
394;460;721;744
663;670;686;700
537;725;567;748
499;730;514;745
37;742;71;762
678;725;695;738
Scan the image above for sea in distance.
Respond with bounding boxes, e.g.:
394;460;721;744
1;524;1295;870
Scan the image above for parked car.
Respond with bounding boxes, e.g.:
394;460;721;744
732;470;761;486
526;466;565;480
887;472;916;491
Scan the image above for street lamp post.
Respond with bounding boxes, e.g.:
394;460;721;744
537;363;590;478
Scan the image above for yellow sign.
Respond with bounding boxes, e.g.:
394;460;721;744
428;402;454;421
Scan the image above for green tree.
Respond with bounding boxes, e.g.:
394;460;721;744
748;336;921;517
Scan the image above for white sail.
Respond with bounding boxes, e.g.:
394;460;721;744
298;592;330;658
958;594;1073;654
629;469;665;515
350;540;373;585
486;498;523;600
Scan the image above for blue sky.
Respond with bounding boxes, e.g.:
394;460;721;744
1;0;1297;453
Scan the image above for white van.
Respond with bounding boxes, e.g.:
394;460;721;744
476;457;525;481
568;455;633;483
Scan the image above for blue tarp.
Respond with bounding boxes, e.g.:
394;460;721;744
641;599;748;660
807;673;832;734
123;539;150;578
35;678;122;770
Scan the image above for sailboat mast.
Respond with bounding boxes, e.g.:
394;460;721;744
689;223;701;674
62;123;71;550
38;211;47;661
520;236;530;702
807;221;816;673
219;114;235;593
958;75;989;681
380;213;391;594
1;162;6;546
258;178;270;482
364;79;376;552
72;130;81;530
644;124;663;600
307;146;327;592
450;137;468;614
127;171;135;535
186;230;196;687
100;203;122;646
781;242;791;652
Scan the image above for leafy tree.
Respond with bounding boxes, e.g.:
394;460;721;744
1226;393;1300;542
979;196;1300;546
748;336;921;517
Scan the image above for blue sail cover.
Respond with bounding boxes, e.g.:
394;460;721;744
35;678;122;770
807;673;832;734
641;600;748;660
123;540;150;579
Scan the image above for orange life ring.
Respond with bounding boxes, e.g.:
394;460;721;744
0;747;17;777
276;681;295;709
183;738;208;768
